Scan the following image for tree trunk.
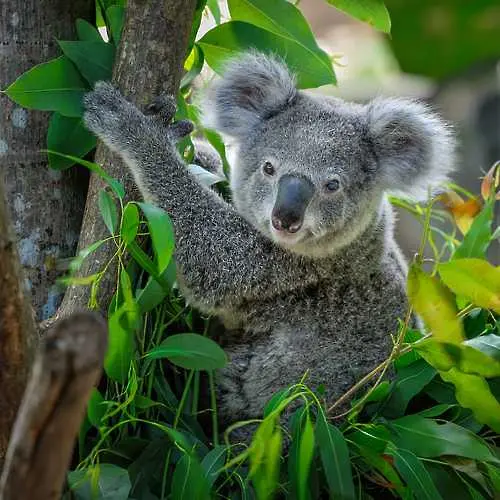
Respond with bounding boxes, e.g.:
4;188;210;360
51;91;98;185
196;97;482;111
55;0;197;320
0;0;93;322
0;174;37;467
0;311;107;500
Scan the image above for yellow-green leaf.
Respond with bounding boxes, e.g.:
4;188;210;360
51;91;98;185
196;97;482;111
407;264;465;343
440;368;500;433
439;259;500;313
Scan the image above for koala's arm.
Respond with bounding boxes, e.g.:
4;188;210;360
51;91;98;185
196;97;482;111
83;83;309;312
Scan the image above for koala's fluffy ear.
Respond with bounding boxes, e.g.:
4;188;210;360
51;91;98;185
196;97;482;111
201;52;297;139
366;98;456;200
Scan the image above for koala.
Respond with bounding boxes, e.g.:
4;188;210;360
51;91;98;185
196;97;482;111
83;52;455;431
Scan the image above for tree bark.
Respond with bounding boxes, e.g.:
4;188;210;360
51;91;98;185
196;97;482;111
0;0;93;322
0;311;107;500
54;0;198;322
0;175;37;467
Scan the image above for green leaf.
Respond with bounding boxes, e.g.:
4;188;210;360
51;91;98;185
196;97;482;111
105;306;135;383
98;189;118;235
250;423;282;500
207;0;221;23
146;333;227;371
407;264;465;343
76;18;103;42
389;415;499;462
87;389;107;428
228;0;332;68
182;45;205;91
439;369;500;433
136;261;176;313
120;203;140;244
46;113;96;170
297;412;315;500
315;414;355;500
325;0;391;33
120;268;140;329
466;334;500;362
69;239;107;273
138;202;175;273
58;40;115;86
171;453;211;500
388;446;443;500
381;359;436;418
68;464;131;500
106;6;125;45
439;259;500;313
198;21;335;88
4;56;88;117
454;200;494;259
414;338;500;378
201;445;227;487
43;151;125;198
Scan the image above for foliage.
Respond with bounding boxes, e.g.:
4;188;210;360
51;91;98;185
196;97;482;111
5;1;500;499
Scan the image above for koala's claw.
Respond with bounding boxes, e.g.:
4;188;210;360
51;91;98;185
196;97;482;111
145;94;176;122
169;120;194;140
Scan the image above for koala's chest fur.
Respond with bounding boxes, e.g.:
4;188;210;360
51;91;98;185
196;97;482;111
215;249;408;421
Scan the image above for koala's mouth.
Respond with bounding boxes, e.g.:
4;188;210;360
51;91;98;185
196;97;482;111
269;221;308;246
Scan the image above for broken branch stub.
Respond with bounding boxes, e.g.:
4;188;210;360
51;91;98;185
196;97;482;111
0;311;108;500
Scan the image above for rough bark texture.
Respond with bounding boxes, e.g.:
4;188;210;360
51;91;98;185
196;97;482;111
55;0;198;321
0;312;107;500
0;175;37;467
0;0;93;322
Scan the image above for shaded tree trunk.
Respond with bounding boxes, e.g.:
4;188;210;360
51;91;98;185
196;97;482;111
0;174;37;467
55;0;197;319
0;0;93;322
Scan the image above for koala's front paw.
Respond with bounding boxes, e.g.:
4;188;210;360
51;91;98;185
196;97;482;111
145;94;194;141
83;82;143;143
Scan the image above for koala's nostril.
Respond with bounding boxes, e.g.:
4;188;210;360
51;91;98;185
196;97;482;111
288;222;302;233
272;215;283;231
272;213;302;233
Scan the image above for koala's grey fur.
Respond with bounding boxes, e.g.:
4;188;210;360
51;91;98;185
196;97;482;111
83;52;455;430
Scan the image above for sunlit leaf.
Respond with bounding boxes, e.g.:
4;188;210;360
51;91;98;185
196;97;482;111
407;264;465;343
199;21;335;88
325;0;391;33
454;200;494;259
87;389;107;428
440;369;500;433
438;259;500;313
440;192;482;235
480;161;500;201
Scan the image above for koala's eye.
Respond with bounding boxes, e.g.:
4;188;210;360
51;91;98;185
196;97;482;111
262;161;275;176
325;179;340;192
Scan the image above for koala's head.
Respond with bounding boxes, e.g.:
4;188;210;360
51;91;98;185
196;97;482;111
202;52;455;258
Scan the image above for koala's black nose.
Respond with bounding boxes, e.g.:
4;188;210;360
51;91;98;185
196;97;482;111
272;175;314;233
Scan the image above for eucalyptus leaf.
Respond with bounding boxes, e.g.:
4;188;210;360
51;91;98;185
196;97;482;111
4;56;88;117
47;113;96;170
146;333;227;371
199;21;335;88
